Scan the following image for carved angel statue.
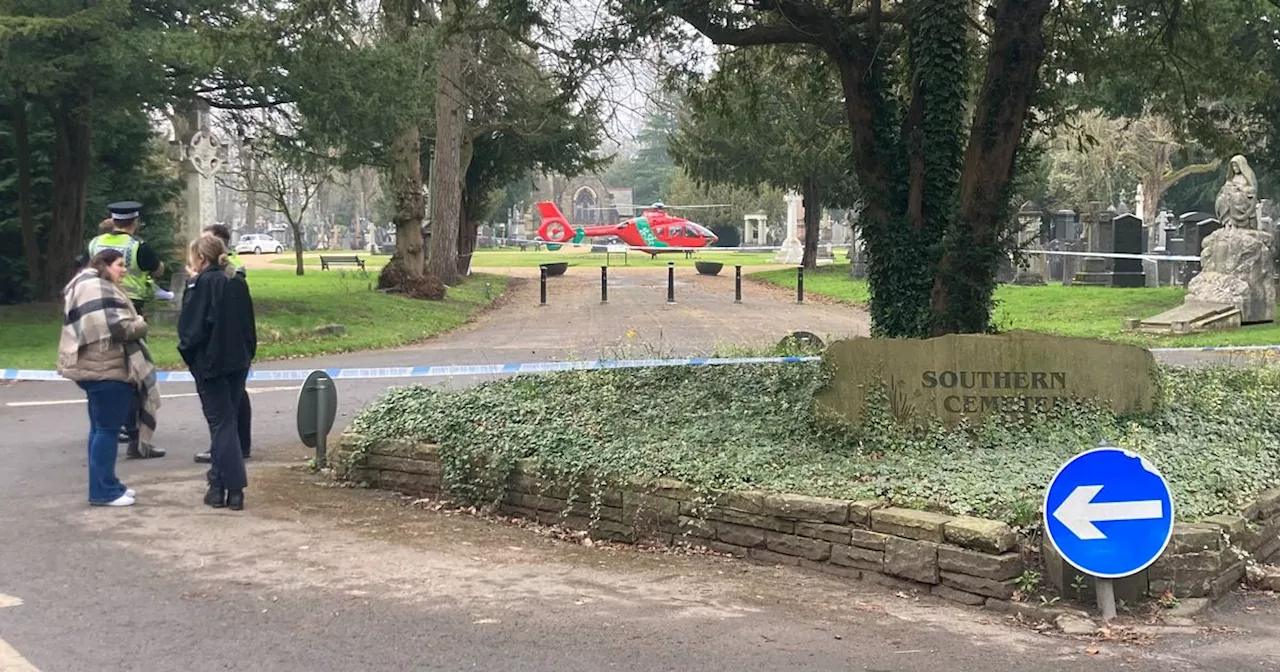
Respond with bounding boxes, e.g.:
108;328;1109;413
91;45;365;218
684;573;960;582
1215;155;1259;229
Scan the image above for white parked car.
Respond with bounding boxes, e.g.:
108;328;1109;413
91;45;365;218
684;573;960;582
235;234;284;254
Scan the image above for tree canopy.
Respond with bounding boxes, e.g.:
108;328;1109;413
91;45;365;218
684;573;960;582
671;44;857;267
599;0;1280;336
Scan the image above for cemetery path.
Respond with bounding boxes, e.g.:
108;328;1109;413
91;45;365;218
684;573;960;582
1;267;1276;670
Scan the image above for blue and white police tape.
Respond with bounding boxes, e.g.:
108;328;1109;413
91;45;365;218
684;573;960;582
0;355;822;384
6;345;1280;384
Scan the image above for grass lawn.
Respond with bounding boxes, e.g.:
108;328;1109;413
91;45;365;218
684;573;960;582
0;269;508;370
752;263;1280;347
269;247;841;270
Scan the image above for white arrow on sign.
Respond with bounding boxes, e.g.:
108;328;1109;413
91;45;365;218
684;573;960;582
1053;485;1164;541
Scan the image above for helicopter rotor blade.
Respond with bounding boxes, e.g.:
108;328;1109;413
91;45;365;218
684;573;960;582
597;204;733;210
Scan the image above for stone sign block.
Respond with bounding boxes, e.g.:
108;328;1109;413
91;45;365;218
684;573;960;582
814;331;1158;427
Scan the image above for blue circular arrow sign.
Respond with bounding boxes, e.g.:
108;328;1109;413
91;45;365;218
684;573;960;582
1043;446;1175;579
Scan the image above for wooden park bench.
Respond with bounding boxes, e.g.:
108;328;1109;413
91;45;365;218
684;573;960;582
319;254;366;271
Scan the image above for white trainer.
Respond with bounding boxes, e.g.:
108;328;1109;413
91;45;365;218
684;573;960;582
99;494;135;507
125;489;135;498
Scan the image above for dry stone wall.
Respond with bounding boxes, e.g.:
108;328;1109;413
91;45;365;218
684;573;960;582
332;435;1280;608
332;436;1026;607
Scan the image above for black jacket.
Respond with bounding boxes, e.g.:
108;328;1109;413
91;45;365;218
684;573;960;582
178;267;257;379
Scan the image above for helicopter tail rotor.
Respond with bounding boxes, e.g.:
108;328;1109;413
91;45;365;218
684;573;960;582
534;201;577;244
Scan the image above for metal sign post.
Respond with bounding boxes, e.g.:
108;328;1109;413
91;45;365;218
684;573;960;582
296;370;338;468
1043;440;1174;621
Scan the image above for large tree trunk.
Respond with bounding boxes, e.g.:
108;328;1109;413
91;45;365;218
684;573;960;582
1142;157;1219;286
930;0;1052;335
427;17;465;286
801;180;822;270
11;96;40;291
455;135;478;276
43;92;94;299
381;0;426;281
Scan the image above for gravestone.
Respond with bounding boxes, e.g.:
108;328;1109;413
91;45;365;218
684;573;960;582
814;332;1159;428
774;192;803;264
151;268;187;326
1060;239;1085;286
1051;209;1079;242
848;236;868;280
1074;204;1115;286
1111;213;1147;287
1139;159;1274;331
1046;240;1065;282
1187;227;1276;324
742;213;768;247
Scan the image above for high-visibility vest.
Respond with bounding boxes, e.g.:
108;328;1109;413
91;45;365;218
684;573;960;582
88;232;149;301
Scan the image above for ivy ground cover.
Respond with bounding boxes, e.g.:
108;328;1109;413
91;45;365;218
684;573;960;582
347;360;1280;527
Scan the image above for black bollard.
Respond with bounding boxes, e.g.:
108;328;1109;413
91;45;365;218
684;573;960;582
797;266;804;303
667;261;676;304
539;265;547;306
601;265;608;303
735;265;742;303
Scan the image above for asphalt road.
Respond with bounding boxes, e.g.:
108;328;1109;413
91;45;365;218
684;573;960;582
2;272;1279;671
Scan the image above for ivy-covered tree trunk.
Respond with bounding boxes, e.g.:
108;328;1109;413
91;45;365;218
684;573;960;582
43;93;94;299
801;179;822;270
666;0;1051;338
11;96;39;291
380;0;426;282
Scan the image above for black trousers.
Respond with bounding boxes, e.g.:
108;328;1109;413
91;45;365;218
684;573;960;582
120;299;147;440
195;369;249;491
238;389;252;457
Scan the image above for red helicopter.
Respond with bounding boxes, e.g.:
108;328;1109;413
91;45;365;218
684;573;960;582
533;201;724;254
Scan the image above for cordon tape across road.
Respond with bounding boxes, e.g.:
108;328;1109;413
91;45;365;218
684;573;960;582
2;346;1279;384
1;356;822;383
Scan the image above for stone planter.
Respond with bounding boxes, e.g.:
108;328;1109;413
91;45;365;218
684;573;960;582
542;262;569;277
695;261;724;276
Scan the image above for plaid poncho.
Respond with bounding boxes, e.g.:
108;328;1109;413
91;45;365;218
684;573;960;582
59;269;161;455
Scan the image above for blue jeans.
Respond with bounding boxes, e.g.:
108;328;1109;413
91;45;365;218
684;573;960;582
78;380;132;503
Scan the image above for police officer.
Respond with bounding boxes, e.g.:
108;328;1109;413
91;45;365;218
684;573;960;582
193;224;253;465
89;201;166;314
89;201;167;459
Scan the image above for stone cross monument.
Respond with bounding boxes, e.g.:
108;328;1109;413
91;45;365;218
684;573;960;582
174;101;227;242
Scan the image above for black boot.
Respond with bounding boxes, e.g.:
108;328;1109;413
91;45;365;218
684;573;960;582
226;490;244;511
126;437;166;459
204;486;227;508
